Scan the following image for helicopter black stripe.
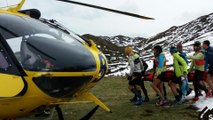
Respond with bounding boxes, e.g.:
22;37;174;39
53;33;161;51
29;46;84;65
57;0;154;20
16;76;28;96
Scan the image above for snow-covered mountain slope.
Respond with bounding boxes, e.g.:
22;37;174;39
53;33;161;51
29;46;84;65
140;13;213;73
99;35;147;47
83;12;213;76
143;13;213;51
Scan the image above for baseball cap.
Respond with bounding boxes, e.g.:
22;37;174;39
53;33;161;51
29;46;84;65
193;41;201;47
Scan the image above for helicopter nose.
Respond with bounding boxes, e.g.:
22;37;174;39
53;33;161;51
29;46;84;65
32;54;107;98
26;36;100;98
91;54;107;83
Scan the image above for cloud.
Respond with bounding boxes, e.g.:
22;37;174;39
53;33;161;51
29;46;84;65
3;0;213;37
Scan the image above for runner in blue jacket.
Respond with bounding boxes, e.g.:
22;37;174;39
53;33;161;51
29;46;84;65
203;40;213;94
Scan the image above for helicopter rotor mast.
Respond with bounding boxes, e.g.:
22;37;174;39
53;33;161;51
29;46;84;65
57;0;154;20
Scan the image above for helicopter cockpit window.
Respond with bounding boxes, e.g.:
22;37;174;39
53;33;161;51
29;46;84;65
0;27;14;39
0;14;96;72
0;52;9;69
0;44;20;75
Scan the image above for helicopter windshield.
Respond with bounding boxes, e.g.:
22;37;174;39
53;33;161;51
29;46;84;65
0;14;96;72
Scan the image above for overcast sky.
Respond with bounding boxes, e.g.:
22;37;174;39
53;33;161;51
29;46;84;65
2;0;213;37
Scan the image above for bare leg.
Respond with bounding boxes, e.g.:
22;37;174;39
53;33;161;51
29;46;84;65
168;80;178;96
207;74;213;90
159;82;165;97
151;78;164;100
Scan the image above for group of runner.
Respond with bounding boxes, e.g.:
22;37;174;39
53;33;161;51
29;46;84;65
125;40;213;106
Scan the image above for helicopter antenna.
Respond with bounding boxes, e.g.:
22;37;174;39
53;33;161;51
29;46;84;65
7;0;25;12
57;0;155;20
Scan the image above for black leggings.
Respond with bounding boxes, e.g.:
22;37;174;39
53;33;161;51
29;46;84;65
129;72;149;98
141;79;148;97
193;70;208;97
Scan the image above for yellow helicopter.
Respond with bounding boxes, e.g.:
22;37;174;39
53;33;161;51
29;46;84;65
0;0;154;119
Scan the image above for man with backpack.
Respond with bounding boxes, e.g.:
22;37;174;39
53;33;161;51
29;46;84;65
125;47;144;105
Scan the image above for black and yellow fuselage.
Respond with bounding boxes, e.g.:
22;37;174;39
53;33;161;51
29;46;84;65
0;7;108;118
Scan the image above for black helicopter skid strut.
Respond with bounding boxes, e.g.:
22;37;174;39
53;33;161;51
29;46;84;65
55;105;99;120
55;106;64;120
80;105;100;120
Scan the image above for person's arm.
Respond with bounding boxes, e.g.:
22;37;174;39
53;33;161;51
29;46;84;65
188;60;194;72
175;54;188;73
187;53;203;60
206;48;213;65
129;56;135;76
204;54;209;70
139;59;144;72
182;52;189;64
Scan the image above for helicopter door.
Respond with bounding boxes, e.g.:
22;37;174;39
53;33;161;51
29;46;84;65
0;35;26;97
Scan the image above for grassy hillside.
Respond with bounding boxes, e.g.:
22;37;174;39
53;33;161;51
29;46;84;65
52;77;198;120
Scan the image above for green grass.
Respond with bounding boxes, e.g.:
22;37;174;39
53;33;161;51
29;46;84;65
53;77;199;120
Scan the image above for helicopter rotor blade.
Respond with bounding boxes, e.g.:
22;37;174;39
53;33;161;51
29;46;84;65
57;0;154;20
